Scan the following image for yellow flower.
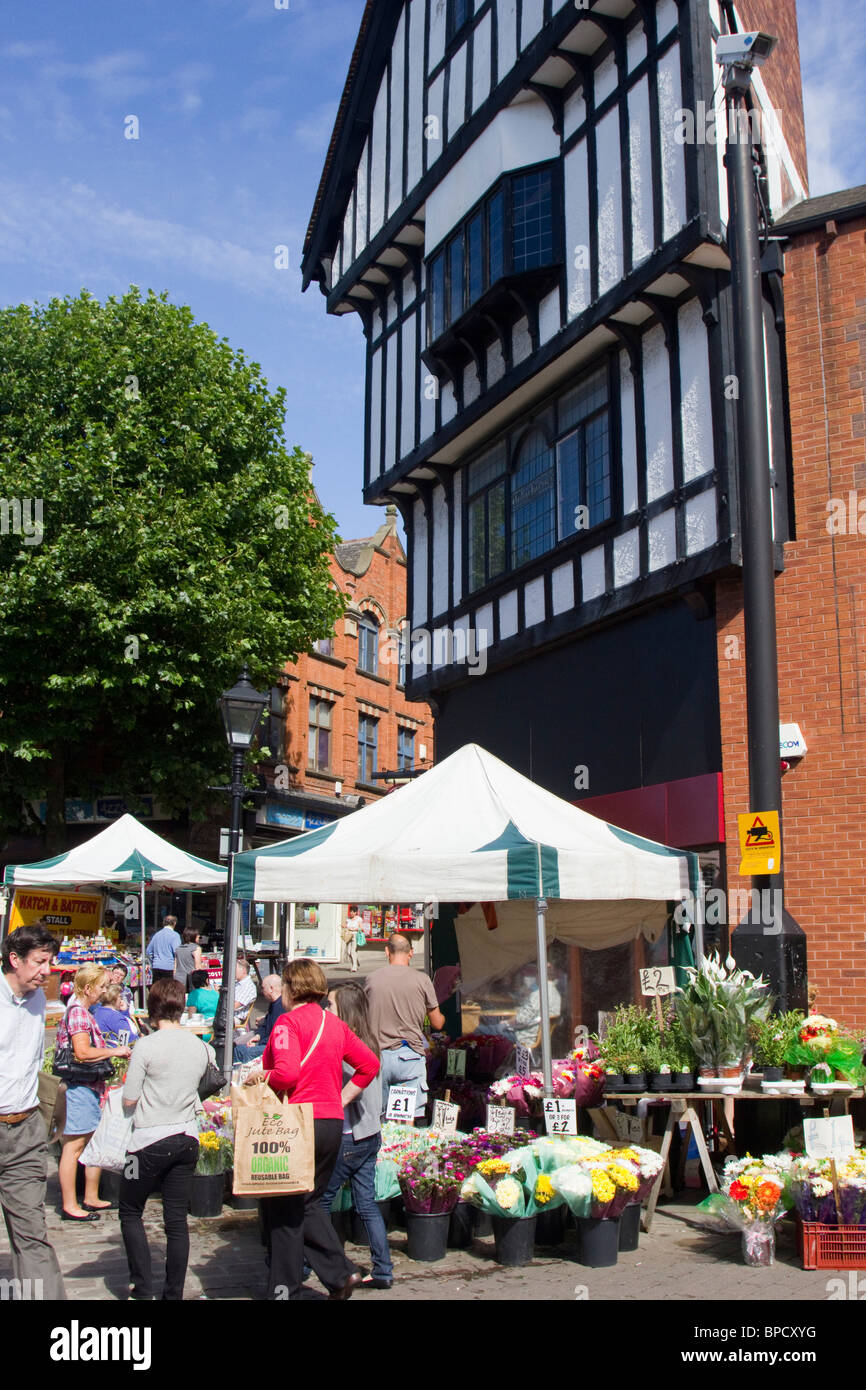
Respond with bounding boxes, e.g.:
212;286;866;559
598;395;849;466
608;1163;639;1193
535;1175;554;1205
478;1158;511;1177
591;1170;616;1204
494;1178;522;1211
199;1131;220;1150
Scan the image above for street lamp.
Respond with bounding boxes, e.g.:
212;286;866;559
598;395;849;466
213;666;267;1074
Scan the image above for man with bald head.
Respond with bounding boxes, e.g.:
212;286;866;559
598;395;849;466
232;974;285;1064
366;934;445;1119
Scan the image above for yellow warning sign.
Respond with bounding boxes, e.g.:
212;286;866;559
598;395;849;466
737;811;781;875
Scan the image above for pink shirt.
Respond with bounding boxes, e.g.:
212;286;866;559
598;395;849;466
262;1003;379;1120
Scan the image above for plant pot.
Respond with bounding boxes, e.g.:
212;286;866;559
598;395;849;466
231;1193;260;1211
671;1071;695;1091
762;1066;784;1082
448;1201;474;1249
603;1073;624;1090
534;1205;567;1247
392;1196;407;1229
619;1071;647;1092
649;1071;673;1093
492;1214;537;1267
405;1211;450;1263
719;1063;744;1079
189;1171;225;1218
473;1208;493;1237
577;1216;620;1268
618;1203;642;1252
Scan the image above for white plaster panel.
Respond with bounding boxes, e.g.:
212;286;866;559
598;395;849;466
512;316;532;366
463;360;481;406
642;323;674;502
407;0;425;195
709;0;722;30
520;0;544;51
565;139;591;319
425;100;558;250
386;292;398;328
441;379;457;426
401;316;417;461
627;21;647;71
498;0;518;89
563;88;586;141
371;308;382;342
369;346;382;478
388;10;406;219
596;106;623;295
678;297;714;482
475;602;494;652
581;546;606;602
619;350;639;514
551;561;574;616
613;529;640;589
384;334;398;474
472;10;492;113
685;489;718;555
355;140;369;257
403;269;417;309
447;43;467;143
453;470;463;603
594;51;618;107
426;72;445;171
428;0;446;72
370;80;388;238
629;77;653;268
487;339;506;387
524;576;545;627
499;589;519;640
432;483;449;617
657;0;679;36
343;192;355;269
647;508;677;572
412;496;428;631
538;288;560;346
419;361;436;441
335;236;343;285
657;44;687;241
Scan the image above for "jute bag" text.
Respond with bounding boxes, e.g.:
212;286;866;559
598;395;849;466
231;1074;315;1197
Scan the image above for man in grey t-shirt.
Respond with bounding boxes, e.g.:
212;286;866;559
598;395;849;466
365;934;444;1119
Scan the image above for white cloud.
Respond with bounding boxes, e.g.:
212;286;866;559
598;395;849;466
292;101;338;154
797;0;866;195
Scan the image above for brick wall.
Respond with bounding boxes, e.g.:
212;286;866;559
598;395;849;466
716;214;866;1025
733;0;809;194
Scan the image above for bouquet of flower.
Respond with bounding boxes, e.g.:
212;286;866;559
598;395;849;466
487;1072;545;1117
787;1151;866;1226
607;1145;665;1203
460;1147;564;1218
784;1015;866;1085
697;1154;790;1264
553;1054;605;1106
398;1146;466;1214
195;1129;232;1176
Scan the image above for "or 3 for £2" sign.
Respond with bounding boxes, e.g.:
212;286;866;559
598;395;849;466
543;1098;577;1135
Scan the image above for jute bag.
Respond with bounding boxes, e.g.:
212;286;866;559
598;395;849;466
231;1075;315;1197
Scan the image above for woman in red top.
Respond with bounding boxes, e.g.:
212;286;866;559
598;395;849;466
259;958;379;1300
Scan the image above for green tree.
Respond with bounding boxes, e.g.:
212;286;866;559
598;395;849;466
0;287;343;847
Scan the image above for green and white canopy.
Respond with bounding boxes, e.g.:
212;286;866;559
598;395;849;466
3;813;227;890
233;743;698;979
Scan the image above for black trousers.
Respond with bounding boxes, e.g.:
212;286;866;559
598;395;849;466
260;1118;355;1300
119;1134;199;1300
151;969;174;981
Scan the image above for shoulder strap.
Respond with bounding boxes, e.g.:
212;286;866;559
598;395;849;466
299;1008;327;1069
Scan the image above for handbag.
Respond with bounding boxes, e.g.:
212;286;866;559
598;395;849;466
52;1043;114;1087
198;1041;226;1101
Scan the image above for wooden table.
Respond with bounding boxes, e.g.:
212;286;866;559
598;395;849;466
593;1087;864;1232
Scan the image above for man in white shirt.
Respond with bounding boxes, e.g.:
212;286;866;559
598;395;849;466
0;921;66;1299
233;958;257;1028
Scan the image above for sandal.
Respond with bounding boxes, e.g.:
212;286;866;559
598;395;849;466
61;1210;100;1222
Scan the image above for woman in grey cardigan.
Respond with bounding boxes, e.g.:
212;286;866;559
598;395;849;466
320;983;393;1289
119;977;214;1300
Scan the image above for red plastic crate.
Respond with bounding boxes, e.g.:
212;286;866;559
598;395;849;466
800;1223;866;1270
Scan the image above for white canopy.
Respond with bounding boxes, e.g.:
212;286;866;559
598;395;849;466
4;813;227;890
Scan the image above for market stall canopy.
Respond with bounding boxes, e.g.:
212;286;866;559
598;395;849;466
232;744;698;983
3;814;227;890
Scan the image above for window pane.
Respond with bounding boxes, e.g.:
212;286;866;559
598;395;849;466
512;168;554;272
317;728;330;769
449;236;464;324
585;412;612;526
557;430;582;541
488;190;505;283
488;480;506;579
468;440;506;496
308;725;316;766
467;213;484;304
510;430;555;567
468;496;486;591
359;617;378;674
430;254;446;340
559;366;608;434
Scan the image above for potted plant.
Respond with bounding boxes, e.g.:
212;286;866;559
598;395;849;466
191;1129;231;1217
398;1147;464;1262
661;1012;697;1090
784;1014;866;1087
674;954;772;1088
593;1005;656;1093
644;1033;671;1092
750;1011;804;1086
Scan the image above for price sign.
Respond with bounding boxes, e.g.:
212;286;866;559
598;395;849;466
116;1030;130;1047
485;1104;516;1135
432;1099;460;1134
639;966;677;998
446;1049;467;1078
804;1116;855;1161
514;1044;532;1078
543;1098;577;1136
385;1085;418;1122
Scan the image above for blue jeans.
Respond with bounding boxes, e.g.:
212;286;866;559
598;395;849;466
322;1133;392;1282
379;1044;427;1119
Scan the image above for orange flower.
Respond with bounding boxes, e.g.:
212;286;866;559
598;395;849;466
755;1180;781;1210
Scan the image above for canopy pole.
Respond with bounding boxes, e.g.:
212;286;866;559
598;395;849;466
140;882;147;1011
535;894;553;1096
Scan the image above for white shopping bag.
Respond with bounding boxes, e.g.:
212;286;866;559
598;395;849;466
80;1088;134;1173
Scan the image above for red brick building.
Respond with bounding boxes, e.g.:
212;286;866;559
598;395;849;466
718;186;866;1027
255;504;434;842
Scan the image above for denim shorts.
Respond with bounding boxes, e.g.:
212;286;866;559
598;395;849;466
64;1085;102;1136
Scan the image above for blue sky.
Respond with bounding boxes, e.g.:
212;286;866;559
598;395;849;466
0;0;863;542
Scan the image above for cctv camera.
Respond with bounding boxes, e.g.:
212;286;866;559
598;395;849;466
715;31;777;70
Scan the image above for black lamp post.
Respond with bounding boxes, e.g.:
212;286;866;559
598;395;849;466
213;666;267;1074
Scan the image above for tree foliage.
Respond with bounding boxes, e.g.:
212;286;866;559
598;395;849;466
0;287;343;843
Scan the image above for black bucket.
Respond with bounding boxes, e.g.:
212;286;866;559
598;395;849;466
535;1205;567;1247
405;1211;450;1262
189;1172;225;1218
473;1209;494;1237
492;1215;537;1267
618;1203;641;1251
448;1201;474;1249
231;1193;260;1211
577;1216;620;1267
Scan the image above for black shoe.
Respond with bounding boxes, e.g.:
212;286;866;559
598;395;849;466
360;1275;393;1289
329;1271;363;1301
61;1210;100;1222
83;1201;116;1212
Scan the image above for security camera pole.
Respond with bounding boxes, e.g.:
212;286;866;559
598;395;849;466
719;33;806;1009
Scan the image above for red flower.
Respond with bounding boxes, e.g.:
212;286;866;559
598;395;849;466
729;1180;749;1202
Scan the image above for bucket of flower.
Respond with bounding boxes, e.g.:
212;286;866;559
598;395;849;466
789;1149;866;1268
696;1154;792;1266
460;1147;565;1266
398;1146;466;1262
436;1130;534;1248
548;1149;648;1266
378;1123;441;1231
784;1015;866;1094
675;954;772;1094
487;1072;545;1128
191;1129;232;1217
